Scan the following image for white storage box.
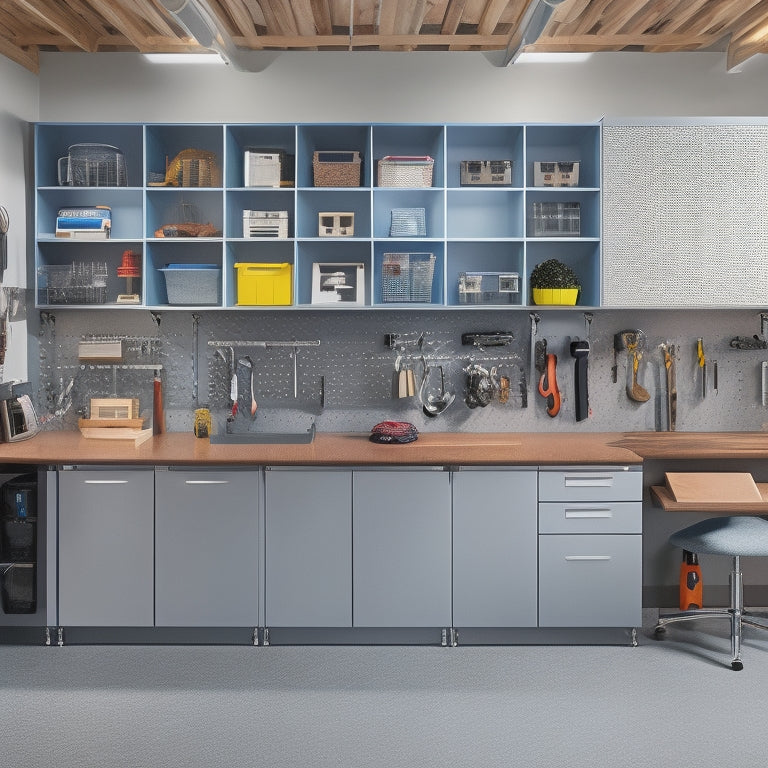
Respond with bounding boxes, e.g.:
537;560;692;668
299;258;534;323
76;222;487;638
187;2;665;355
531;202;581;237
311;263;365;304
460;160;512;186
318;212;354;237
244;151;281;187
243;210;289;238
378;156;434;187
458;272;519;305
533;161;580;187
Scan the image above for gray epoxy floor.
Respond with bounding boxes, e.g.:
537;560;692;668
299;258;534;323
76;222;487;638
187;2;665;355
2;618;768;768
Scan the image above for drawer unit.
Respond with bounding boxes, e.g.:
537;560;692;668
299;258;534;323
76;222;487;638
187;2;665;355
538;501;642;535
538;467;642;502
538;534;642;627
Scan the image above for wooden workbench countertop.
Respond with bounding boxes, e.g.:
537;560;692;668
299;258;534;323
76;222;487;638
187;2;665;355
0;430;766;467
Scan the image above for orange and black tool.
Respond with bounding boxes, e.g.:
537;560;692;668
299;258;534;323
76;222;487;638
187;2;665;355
680;550;703;610
536;341;561;418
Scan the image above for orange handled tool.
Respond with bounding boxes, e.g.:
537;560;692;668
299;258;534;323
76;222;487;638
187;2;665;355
538;353;561;417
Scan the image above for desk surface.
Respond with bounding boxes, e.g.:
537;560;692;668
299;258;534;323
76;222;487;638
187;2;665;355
651;483;768;513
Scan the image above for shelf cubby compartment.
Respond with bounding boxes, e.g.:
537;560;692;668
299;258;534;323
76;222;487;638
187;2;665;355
445;125;524;188
225;124;296;188
446;189;523;239
37;240;144;307
446;242;524;306
373;242;445;306
372;125;444;187
226;189;295;239
525;241;601;308
526;189;600;240
296;189;371;239
145;124;224;187
146;189;223;239
146;241;223;307
525;125;601;189
36;188;143;241
295;241;372;306
296;125;372;188
373;189;444;238
35;123;144;189
225;240;295;307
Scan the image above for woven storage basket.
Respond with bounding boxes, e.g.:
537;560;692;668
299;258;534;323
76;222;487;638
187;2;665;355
378;156;434;188
381;253;435;303
313;151;362;187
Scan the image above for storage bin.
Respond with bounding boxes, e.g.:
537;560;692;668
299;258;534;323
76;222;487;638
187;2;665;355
159;264;221;305
390;208;426;237
531;202;581;237
378;156;434;187
312;151;362;187
1;519;36;561
0;563;35;614
381;253;435;303
460;160;512;186
458;272;519;305
533;161;580;187
242;210;289;238
318;212;354;237
234;262;292;306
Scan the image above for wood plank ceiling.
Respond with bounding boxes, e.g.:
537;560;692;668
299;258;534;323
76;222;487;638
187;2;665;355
2;0;768;74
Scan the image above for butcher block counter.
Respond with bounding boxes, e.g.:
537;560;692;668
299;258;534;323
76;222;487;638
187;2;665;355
1;430;767;466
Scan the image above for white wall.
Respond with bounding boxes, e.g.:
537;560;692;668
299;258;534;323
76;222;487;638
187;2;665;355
0;55;39;381
38;50;768;123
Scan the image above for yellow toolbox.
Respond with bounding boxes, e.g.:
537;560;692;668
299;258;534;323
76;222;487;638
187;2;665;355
234;262;292;305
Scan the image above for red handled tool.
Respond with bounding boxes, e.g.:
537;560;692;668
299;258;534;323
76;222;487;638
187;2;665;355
537;349;561;418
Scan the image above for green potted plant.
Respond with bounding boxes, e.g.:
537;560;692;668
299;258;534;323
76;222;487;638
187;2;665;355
529;258;581;305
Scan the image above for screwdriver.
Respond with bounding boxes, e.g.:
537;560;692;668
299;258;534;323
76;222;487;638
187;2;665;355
697;338;706;398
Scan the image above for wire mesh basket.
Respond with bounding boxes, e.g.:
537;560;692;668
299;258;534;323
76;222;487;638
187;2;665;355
390;207;426;237
381;252;435;303
378;156;434;187
57;143;127;187
38;261;109;305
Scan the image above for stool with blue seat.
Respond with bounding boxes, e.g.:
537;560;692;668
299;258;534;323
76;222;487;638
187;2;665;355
655;515;768;670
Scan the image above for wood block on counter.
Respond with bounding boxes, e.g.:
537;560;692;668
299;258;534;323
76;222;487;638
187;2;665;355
664;472;762;503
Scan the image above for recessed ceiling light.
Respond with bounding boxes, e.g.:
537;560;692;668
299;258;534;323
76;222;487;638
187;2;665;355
515;52;594;64
143;53;225;64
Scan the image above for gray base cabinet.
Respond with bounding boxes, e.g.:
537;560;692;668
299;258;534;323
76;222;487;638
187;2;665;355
264;468;352;627
155;469;259;627
352;470;451;627
58;469;154;627
453;468;538;627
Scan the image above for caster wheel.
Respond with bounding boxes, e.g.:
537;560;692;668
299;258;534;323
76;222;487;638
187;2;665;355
731;660;744;671
654;625;666;638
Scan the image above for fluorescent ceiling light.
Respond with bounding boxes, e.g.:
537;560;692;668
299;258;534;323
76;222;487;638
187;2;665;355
515;52;594;63
143;53;225;64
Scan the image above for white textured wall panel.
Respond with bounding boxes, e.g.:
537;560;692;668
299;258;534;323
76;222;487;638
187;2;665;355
603;124;768;306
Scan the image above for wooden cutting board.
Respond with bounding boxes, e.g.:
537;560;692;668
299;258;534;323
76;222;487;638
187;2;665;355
665;472;762;503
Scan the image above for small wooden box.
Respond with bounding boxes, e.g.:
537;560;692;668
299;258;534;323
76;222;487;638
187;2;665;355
318;212;355;237
90;398;140;420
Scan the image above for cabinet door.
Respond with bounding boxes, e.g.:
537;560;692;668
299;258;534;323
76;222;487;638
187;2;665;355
58;469;154;626
155;469;259;627
538;534;642;627
264;469;352;627
453;469;537;627
352;470;451;627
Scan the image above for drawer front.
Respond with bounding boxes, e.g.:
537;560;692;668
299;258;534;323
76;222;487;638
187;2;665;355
538;501;642;534
538;469;642;502
538;534;642;627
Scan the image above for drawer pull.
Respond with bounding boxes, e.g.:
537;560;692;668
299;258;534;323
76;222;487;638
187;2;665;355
564;474;613;487
564;509;612;519
184;480;230;485
84;479;128;485
564;555;612;561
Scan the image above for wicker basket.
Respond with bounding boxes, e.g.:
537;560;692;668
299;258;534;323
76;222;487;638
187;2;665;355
381;252;435;303
378;156;434;188
313;151;362;187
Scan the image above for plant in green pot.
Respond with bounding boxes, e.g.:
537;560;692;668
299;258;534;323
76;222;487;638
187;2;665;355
530;259;581;306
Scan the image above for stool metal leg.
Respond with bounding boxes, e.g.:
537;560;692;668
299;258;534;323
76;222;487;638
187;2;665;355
730;556;743;671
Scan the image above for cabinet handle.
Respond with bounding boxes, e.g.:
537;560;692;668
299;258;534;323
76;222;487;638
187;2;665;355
84;479;128;484
564;474;613;487
564;555;612;561
564;508;612;519
184;480;230;485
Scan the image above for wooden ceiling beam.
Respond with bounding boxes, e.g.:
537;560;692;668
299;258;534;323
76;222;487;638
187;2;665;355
0;35;39;73
83;0;161;50
311;0;335;35
477;0;510;35
531;31;719;50
441;0;467;33
238;31;504;48
14;0;99;51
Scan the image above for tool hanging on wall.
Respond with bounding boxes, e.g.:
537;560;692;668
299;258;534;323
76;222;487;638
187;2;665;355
535;339;561;418
529;313;540;395
697;337;706;398
570;340;589;421
615;330;650;403
661;342;677;431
